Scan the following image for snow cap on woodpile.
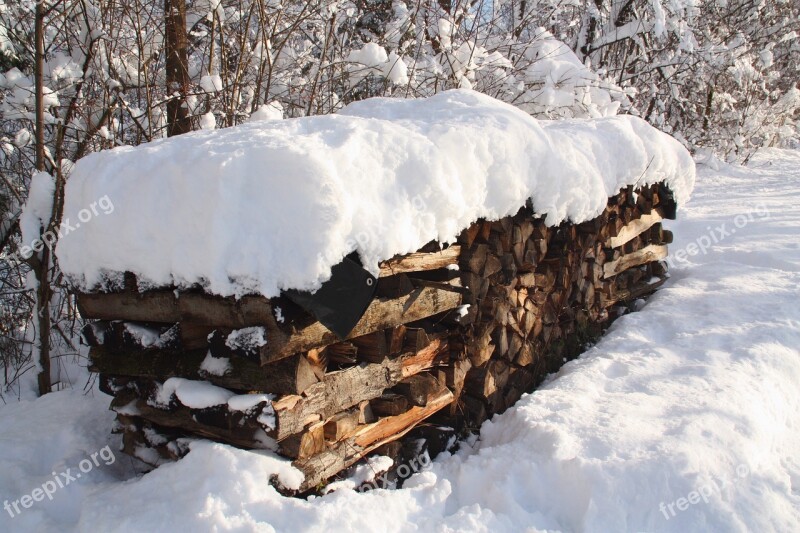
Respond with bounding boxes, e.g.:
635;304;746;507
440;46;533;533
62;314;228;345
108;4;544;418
56;89;695;298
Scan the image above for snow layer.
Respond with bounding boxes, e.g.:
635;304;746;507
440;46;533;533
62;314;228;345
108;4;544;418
225;326;267;352
199;352;231;376
56;90;694;298
226;393;273;412
19;171;55;250
153;378;234;409
2;148;797;532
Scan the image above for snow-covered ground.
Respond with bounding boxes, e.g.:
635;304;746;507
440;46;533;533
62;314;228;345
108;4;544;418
1;149;798;532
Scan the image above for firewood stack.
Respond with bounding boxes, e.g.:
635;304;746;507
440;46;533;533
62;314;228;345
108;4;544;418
81;183;675;493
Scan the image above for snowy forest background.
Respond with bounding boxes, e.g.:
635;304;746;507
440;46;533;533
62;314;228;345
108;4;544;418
0;0;798;398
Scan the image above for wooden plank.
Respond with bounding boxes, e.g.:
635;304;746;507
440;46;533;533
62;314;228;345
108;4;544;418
178;293;278;330
603;244;668;279
270;338;448;440
378;246;461;277
607;210;664;248
78;291;180;323
78;291;280;331
260;286;461;364
90;346;319;396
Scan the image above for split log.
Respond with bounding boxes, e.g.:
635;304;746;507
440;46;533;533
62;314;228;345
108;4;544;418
116;415;190;467
607;210;664;248
270;338;448;440
443;357;471;415
350;331;389;362
603;244;669;278
326;342;358;365
305;349;328;380
464;360;509;400
354;388;453;448
391;373;441;407
378;246;461;276
358;400;377;424
293;387;453;492
259;286;461;364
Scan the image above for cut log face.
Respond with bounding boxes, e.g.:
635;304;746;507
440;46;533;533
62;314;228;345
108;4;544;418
279;421;325;460
87;182;677;493
391;373;441;407
323;409;360;442
370;394;409;417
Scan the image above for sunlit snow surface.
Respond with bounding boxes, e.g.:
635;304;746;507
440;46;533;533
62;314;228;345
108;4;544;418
2;149;799;532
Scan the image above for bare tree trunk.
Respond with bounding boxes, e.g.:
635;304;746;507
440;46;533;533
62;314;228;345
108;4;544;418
165;0;191;136
33;0;51;396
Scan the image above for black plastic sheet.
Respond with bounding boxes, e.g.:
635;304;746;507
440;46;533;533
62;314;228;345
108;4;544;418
285;256;377;339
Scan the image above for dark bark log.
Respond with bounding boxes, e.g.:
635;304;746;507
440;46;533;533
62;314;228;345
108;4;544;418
165;0;192;136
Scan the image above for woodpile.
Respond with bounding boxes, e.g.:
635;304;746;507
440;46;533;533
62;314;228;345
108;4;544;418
82;183;675;493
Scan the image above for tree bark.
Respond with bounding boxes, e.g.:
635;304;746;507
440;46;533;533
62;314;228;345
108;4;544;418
165;0;192;136
33;0;51;396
